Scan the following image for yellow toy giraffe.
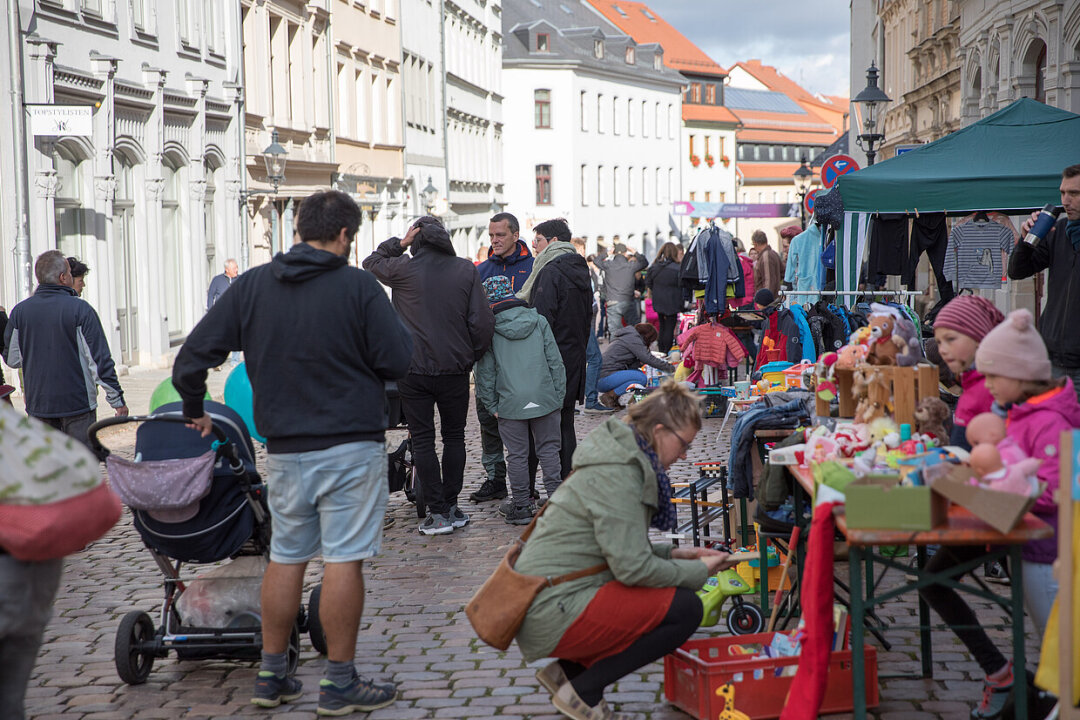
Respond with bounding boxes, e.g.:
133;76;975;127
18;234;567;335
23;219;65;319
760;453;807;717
716;683;751;720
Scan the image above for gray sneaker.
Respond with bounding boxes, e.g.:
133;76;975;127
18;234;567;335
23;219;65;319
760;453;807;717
448;505;470;528
503;503;535;526
418;513;453;535
318;671;397;716
583;402;616;414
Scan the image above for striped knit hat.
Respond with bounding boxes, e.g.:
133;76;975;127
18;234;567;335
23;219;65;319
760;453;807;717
933;296;1004;343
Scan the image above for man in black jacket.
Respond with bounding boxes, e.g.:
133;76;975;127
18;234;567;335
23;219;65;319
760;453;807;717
364;216;495;535
1010;164;1080;400
519;218;592;477
174;191;413;715
4;251;128;448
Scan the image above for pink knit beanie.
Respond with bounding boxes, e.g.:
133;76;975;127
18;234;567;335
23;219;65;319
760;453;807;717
933;296;1004;343
974;309;1051;381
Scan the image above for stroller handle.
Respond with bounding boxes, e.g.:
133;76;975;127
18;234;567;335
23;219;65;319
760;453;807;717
88;414;229;458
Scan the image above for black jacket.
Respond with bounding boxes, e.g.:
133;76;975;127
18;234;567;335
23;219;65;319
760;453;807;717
173;242;414;454
3;284;125;417
364;224;494;376
645;258;683;316
530;252;592;407
1009;217;1080;367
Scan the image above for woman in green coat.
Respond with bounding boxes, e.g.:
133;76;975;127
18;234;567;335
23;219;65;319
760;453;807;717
513;382;735;720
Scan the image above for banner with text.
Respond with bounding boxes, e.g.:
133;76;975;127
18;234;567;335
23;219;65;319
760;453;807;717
672;201;800;219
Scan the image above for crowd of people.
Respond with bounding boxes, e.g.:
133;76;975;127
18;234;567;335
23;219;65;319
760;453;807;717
0;163;1077;720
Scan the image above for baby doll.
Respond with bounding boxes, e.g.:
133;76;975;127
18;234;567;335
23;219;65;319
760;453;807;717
965;412;1039;496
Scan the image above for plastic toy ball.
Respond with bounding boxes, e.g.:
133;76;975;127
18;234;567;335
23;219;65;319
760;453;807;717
223;362;267;444
149;378;210;414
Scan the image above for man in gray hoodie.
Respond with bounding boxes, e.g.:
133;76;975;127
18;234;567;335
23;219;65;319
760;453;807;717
596;244;647;333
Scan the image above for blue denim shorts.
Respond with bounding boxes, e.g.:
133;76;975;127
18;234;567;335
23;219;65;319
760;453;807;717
265;441;388;564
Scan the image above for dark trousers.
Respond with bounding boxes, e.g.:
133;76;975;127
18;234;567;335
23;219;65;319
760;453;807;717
917;545;1008;675
558;405;576;479
474;388;506;486
657;313;677;354
398;373;470;516
36;409;97;453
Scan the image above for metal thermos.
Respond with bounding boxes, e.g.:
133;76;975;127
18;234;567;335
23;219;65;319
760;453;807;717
1023;203;1061;246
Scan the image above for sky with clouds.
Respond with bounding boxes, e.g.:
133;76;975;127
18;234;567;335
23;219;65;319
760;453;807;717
639;0;851;98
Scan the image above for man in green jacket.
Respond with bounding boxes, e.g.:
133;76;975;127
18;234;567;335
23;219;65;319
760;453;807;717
474;276;565;525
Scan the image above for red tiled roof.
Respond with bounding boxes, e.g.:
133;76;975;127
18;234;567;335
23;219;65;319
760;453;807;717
683;104;740;125
736;127;837;143
738;162;820;182
584;0;726;77
732;60;848;134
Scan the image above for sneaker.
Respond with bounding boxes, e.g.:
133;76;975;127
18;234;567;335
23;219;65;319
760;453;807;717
448;505;470;529
469;478;507;503
984;560;1010;584
500;498;535;517
251;671;303;708
383;514;396;530
536;661;568;696
318;672;398;716
418;513;454;535
583;403;615;414
972;664;1013;719
504;503;536;526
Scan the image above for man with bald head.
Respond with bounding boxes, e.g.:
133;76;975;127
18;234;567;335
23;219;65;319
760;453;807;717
3;250;127;449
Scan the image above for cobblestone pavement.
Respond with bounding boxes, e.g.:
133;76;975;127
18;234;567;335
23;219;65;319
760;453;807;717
17;368;1045;719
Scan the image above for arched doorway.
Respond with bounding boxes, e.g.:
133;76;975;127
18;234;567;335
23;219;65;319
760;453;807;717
113;154;138;365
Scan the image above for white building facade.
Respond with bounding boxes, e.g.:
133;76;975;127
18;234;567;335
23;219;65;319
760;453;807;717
502;0;683;257
0;1;244;369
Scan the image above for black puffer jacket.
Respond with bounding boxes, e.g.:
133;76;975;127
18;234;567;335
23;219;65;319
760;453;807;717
1009;217;1080;367
644;258;683;316
530;252;592;407
364;222;495;376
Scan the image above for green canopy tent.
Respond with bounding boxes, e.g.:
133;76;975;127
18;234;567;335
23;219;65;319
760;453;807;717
830;99;1080;295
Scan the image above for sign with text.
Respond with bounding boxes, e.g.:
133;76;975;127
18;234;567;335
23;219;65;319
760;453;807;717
820;154;859;189
673;201;800;219
26;104;93;137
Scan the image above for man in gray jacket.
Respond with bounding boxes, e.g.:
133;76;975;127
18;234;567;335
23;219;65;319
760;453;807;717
596;244;647;334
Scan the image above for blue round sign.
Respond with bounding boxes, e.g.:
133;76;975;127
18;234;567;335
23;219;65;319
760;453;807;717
804;189;819;216
821;154;860;189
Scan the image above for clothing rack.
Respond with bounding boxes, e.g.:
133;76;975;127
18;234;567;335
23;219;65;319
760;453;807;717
783;289;923;310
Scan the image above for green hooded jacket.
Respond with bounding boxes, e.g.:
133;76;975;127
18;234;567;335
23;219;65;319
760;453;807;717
474;300;566;420
512;417;708;662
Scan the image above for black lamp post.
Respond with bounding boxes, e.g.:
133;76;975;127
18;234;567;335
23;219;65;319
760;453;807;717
792;158;812;229
262;130;287;193
853;62;892;166
421;176;438;214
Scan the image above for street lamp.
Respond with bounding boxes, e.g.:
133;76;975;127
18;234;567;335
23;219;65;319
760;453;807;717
853;62;892;166
262;130;287;193
489;199;501;215
792;158;812;229
421;176;438;214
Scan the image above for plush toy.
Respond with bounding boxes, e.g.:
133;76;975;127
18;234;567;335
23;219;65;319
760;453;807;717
836;343;868;369
913;397;951;441
865;313;899;365
833;424;871;458
849;326;872;346
890;316;924;367
867;416;899;444
852;366;890;423
981;457;1042;496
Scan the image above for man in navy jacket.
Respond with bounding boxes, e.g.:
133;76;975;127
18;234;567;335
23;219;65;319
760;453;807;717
3;251;127;448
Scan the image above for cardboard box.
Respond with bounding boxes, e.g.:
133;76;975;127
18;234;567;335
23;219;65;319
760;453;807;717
930;465;1041;534
844;475;948;531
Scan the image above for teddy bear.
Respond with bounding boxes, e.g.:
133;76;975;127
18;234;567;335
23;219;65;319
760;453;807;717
890;316;924;367
913;397;951;441
852;366;890;423
865;313;899;365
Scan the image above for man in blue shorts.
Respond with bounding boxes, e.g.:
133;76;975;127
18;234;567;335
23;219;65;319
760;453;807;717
173;190;413;716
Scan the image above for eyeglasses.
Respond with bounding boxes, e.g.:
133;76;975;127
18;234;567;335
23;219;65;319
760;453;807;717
662;425;693;454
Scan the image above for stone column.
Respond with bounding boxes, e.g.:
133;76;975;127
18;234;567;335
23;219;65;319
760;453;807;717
186;76;210;334
89;54;122;361
142;66;168;363
24;37;58;260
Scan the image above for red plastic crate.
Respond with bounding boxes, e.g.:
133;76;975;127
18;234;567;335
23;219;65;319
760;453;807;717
663;633;879;720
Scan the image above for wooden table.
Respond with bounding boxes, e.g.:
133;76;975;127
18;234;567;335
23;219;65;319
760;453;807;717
787;464;1053;719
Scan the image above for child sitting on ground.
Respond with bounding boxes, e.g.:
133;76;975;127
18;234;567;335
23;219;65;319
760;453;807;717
932;296;1004;450
474;276;566;526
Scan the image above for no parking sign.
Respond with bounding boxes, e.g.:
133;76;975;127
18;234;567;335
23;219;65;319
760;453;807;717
820;154;860;189
804;189;819;217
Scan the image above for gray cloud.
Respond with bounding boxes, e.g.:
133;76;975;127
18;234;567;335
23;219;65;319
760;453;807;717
633;0;851;97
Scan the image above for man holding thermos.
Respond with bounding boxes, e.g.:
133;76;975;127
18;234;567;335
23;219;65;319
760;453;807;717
1009;164;1080;401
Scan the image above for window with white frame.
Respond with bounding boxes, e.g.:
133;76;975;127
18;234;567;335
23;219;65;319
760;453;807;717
627;166;634;206
625;46;635;64
132;0;150;30
580;91;587;131
594;39;603;58
641;167;648;205
581;164;588;206
177;0;193;46
613;166;620;205
206;0;224;53
612;96;619;135
597;94;604;133
536;165;552;205
598;164;605;205
627;98;633;136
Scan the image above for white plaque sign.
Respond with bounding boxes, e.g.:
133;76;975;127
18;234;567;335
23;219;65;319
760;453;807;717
27;105;94;137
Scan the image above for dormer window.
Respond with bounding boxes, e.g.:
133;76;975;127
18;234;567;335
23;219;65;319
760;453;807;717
653;55;661;70
536;33;549;52
594;39;604;59
625;47;635;64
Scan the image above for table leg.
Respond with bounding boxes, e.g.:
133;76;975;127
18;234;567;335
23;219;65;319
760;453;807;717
757;526;770;617
850;545;867;720
916;545;933;678
739;498;750;547
1010;545;1027;720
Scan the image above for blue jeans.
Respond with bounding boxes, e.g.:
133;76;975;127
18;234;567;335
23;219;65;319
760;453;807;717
265;440;388;563
585;330;602;405
597;369;647;396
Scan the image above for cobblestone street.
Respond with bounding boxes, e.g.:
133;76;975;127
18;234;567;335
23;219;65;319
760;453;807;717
16;369;1045;720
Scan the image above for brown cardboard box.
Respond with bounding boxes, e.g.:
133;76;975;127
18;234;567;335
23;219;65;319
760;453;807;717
930;465;1042;534
845;474;949;531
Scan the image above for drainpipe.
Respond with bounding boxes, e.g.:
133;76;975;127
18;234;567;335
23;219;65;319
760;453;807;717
8;0;32;299
235;0;250;271
439;0;449;229
325;7;335;166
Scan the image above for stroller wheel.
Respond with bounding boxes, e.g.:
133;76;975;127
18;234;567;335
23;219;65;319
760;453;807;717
288;620;301;675
406;463;426;519
726;601;765;636
307;583;328;655
115;611;156;684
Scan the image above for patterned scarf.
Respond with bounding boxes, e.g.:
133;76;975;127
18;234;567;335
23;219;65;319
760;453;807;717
633;429;679;532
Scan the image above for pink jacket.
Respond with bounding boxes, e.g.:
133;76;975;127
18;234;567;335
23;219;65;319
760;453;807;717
954;368;994;428
1005;378;1080;563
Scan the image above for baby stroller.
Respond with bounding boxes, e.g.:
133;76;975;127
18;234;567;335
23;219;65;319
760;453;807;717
89;401;305;685
385;381;424;517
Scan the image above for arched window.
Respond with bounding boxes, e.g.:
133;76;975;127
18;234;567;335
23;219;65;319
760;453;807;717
54;148;87;260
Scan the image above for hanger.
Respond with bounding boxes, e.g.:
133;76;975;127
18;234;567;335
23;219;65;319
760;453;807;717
974;210;990;222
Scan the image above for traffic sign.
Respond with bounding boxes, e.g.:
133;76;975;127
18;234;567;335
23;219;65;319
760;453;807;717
804;189;819;217
820;154;860;189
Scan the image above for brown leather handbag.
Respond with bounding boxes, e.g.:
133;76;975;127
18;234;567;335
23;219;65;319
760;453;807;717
465;503;608;651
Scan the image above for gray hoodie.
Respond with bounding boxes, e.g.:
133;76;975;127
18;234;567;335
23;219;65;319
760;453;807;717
600;326;676;377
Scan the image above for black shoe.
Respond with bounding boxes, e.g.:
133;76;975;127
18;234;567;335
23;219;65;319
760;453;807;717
470;478;507;503
984;561;1010;584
